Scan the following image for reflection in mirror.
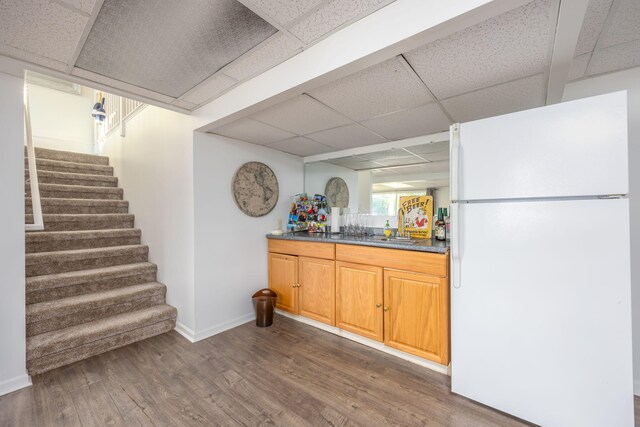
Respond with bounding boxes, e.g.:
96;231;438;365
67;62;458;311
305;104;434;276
304;139;450;231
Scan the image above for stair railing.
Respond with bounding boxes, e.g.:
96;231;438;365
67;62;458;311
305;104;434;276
24;83;44;232
100;91;145;137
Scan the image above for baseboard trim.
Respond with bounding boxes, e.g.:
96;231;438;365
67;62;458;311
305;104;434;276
276;309;450;376
192;313;255;343
0;373;32;397
174;321;196;343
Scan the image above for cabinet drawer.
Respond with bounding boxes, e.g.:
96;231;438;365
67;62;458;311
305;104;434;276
268;240;335;260
336;244;448;277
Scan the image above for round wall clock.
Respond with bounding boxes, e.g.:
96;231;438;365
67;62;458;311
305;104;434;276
232;162;279;217
325;177;349;208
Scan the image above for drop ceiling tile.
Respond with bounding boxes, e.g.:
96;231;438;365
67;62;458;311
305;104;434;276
251;94;351;135
309;57;435;122
0;0;88;63
266;136;334;156
568;53;590;81
211;117;296;145
57;0;97;14
0;44;68;71
360;103;451;140
599;0;640;48
222;32;303;81
403;140;449;155
181;73;237;105
172;99;198;110
587;39;640;76
330;160;386;170
441;74;546;123
243;0;323;26
306;124;386;149
418;150;449;162
288;0;390;44
574;0;614;55
404;0;553;99
422;160;450;173
71;67;176;103
360;148;413;162
75;0;276;98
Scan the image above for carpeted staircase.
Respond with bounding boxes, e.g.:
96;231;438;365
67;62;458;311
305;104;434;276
24;147;177;375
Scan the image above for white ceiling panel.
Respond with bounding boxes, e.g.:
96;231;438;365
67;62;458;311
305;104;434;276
75;0;276;98
242;0;323;26
598;0;640;49
404;0;553;100
403;140;450;155
0;0;88;64
360;148;415;162
422;160;450;173
0;43;68;71
568;53;590;81
306;124;386;149
251;94;351;134
441;73;546;123
288;0;391;44
71;67;176;103
266;136;333;156
574;0;614;55
181;73;237;105
221;32;303;81
211;117;296;145
57;0;98;14
309;57;434;122
330;159;387;170
360;103;451;140
587;39;640;76
172;99;198;110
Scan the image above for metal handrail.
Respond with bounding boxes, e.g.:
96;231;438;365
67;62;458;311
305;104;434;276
24;83;44;232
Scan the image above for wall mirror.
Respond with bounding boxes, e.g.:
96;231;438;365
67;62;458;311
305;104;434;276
304;134;450;228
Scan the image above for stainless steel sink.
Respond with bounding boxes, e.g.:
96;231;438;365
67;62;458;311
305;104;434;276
370;236;418;245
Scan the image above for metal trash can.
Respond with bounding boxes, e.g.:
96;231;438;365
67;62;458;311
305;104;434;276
252;288;277;327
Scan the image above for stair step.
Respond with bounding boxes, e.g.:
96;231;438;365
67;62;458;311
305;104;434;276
24;157;114;176
27;262;157;304
26;198;129;215
27;170;118;188
25;213;134;232
26;229;142;253
27;282;167;337
26;147;110;166
27;183;123;200
26;245;149;277
26;305;177;375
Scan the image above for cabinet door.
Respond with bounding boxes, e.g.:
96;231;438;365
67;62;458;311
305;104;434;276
336;261;383;341
268;253;298;314
298;257;335;326
384;269;449;364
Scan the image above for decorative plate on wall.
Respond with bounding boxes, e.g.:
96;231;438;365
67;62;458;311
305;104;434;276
325;177;349;208
232;162;279;217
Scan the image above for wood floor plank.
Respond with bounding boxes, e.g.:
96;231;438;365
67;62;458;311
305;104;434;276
1;316;637;427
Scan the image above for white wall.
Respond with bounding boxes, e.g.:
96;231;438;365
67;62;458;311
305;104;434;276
0;71;29;396
28;84;95;154
103;106;196;335
563;67;640;393
304;162;359;212
193;133;304;338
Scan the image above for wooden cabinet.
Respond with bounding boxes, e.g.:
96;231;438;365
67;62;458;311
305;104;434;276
384;269;450;365
336;261;384;341
268;253;298;314
299;257;335;325
268;239;450;365
268;242;336;326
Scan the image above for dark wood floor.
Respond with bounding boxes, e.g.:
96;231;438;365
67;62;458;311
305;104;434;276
0;316;637;426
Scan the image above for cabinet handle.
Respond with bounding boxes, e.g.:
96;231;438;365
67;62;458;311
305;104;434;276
383;306;389;312
292;284;296;288
376;303;382;308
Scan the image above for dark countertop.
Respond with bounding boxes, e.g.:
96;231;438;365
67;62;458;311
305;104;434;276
266;231;449;254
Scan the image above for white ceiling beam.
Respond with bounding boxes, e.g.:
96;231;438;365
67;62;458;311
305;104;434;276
192;0;532;133
64;0;104;74
545;0;589;105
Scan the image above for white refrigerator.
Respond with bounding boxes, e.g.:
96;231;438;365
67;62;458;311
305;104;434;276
449;91;633;427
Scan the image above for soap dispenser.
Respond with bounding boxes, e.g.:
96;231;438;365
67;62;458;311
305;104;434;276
384;220;392;237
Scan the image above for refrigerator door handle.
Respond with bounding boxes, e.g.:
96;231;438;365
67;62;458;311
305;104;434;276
450;123;461;202
451;202;461;288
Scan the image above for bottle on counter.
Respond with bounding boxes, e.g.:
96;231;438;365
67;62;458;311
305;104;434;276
444;208;450;241
435;207;446;241
384;219;392;237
